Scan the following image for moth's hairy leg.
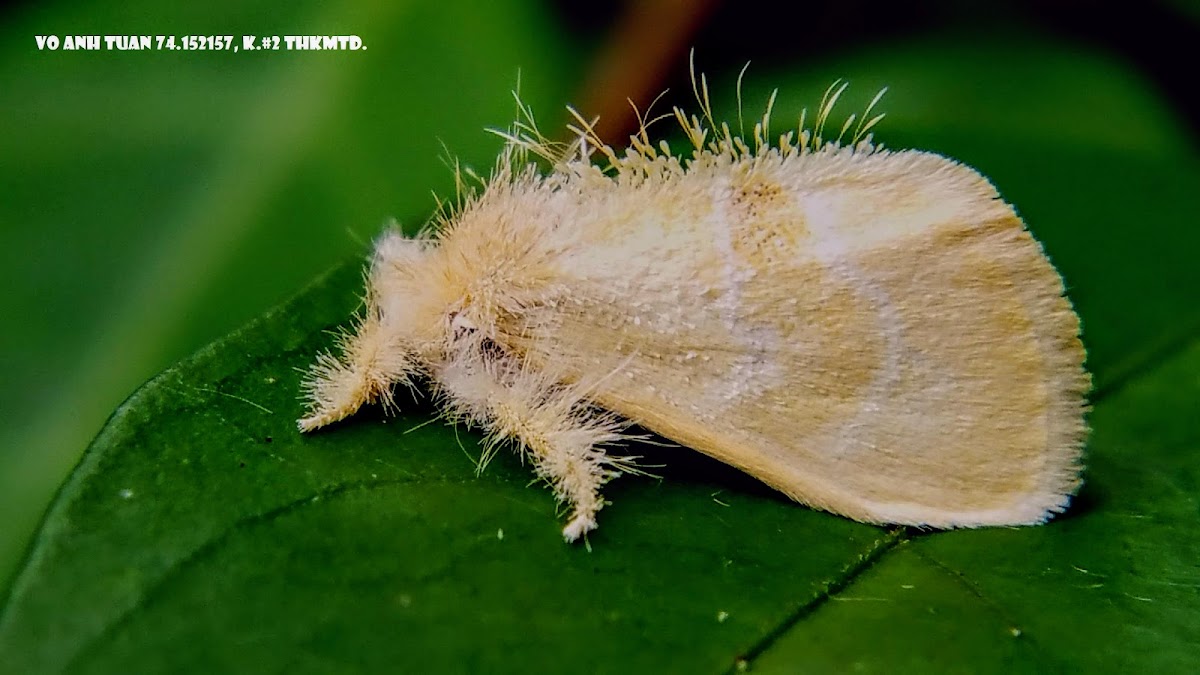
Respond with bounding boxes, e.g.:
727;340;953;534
438;358;625;542
298;310;412;432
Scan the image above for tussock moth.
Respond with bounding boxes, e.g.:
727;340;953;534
298;68;1089;543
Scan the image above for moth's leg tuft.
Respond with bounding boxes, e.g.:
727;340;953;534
298;308;412;432
437;357;627;543
562;511;597;543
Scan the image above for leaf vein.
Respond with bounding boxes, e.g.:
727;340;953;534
62;475;469;672
724;527;906;673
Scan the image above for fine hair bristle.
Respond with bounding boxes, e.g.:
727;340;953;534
481;56;887;230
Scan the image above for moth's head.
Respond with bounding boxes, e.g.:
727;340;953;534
366;230;443;352
372;229;427;274
368;228;490;363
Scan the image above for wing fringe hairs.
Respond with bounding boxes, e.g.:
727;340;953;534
298;62;1089;542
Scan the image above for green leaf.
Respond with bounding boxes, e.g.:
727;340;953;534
4;34;1199;675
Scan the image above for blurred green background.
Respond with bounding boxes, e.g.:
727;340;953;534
1;0;1197;606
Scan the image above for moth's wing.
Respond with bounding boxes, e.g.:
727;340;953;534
516;149;1089;528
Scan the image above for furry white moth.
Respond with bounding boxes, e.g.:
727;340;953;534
298;75;1089;543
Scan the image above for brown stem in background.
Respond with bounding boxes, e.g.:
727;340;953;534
571;0;721;148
